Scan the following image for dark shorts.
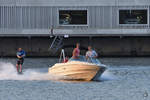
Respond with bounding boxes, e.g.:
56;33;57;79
17;58;24;65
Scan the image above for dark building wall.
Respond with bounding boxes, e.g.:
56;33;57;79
63;37;150;57
0;37;150;57
0;37;51;57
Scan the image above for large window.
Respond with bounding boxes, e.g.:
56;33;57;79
119;10;147;24
59;10;87;25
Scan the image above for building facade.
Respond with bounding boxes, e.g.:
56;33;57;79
0;0;150;36
0;0;150;57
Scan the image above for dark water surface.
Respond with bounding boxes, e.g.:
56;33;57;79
0;57;150;100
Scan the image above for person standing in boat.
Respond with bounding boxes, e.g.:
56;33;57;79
16;48;26;73
72;43;80;59
86;46;98;63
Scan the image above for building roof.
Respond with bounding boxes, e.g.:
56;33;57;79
0;0;150;6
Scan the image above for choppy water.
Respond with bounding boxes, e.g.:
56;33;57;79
0;57;150;100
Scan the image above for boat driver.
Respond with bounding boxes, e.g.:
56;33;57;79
72;43;80;59
86;46;98;60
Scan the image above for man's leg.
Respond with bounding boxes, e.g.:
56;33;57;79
19;64;22;73
20;59;24;73
16;64;19;72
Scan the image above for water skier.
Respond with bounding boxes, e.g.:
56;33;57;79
16;48;26;73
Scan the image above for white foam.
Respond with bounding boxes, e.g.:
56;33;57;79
100;69;117;81
0;62;116;81
0;62;53;80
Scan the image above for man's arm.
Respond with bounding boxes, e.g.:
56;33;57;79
17;55;21;58
85;51;89;59
16;52;21;58
93;51;98;58
22;51;26;57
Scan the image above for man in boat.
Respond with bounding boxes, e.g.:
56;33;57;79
16;48;26;73
72;43;80;60
86;46;98;63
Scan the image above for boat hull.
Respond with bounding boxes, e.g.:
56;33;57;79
49;61;106;81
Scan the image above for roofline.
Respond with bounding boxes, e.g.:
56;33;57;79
0;2;150;6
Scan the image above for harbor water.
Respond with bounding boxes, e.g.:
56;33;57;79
0;57;150;100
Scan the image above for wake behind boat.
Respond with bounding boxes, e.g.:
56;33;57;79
48;51;106;81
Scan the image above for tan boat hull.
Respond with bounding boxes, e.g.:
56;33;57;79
49;61;105;81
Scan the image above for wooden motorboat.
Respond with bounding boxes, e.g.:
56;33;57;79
48;57;106;81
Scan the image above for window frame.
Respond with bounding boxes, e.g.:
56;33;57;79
57;9;89;26
118;8;149;26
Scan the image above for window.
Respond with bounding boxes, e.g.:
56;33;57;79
119;10;147;24
59;10;87;25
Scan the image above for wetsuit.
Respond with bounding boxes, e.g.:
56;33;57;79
17;50;26;65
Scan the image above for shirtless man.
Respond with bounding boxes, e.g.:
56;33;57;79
72;43;80;59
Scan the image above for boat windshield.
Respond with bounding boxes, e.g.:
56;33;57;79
69;55;101;65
